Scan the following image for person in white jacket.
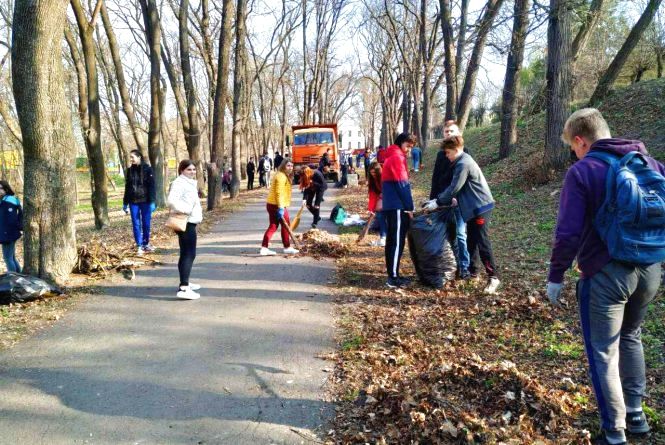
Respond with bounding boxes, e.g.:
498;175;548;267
167;160;203;300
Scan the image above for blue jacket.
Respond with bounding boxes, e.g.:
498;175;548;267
0;195;23;243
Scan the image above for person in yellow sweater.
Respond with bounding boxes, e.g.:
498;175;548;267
260;160;299;255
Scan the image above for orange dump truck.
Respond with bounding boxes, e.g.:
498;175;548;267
287;124;340;182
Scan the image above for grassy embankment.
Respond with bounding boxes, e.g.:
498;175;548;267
327;78;665;444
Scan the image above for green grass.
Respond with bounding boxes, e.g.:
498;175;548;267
341;335;364;351
76;198;124;212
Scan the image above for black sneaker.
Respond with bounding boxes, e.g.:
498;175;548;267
592;431;626;445
397;276;412;286
626;411;650;435
311;223;317;229
386;277;401;288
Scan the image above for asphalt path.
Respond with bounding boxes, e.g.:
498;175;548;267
0;186;338;445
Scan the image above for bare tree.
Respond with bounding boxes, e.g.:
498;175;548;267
499;0;530;159
178;0;204;193
208;0;233;209
589;0;664;106
230;0;249;198
70;0;109;229
100;1;147;157
544;0;573;171
12;0;78;280
139;0;166;206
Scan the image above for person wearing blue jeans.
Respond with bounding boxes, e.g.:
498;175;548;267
123;150;156;255
547;109;665;445
0;180;22;273
411;146;422;172
452;207;470;275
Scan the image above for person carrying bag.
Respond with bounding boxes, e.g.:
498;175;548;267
167;160;203;300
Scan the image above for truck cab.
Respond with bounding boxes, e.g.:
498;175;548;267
288;124;340;182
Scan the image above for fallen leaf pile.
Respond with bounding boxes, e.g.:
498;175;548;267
298;229;350;259
324;185;662;444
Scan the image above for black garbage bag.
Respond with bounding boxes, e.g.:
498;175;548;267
0;272;63;305
408;210;457;288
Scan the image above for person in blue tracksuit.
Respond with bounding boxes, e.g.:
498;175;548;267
381;133;416;288
0;180;23;273
123;150;156;255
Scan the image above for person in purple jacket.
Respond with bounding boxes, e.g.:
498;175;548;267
547;108;664;445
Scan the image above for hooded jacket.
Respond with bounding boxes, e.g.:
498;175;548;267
124;163;155;205
381;145;414;211
168;175;203;224
548;138;665;283
435;152;494;222
0;195;22;243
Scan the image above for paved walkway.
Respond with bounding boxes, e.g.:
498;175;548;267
0;188;338;445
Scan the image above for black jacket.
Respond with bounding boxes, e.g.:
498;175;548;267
304;169;328;205
429;146;471;199
124;163;156;205
274;154;284;169
0;195;22;243
246;161;256;175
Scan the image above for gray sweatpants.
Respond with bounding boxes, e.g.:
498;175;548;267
576;261;661;431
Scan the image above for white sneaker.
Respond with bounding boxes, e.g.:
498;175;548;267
260;247;277;256
283;247;300;255
188;282;201;291
484;277;501;294
379;237;386;247
137;247;145;255
177;287;200;300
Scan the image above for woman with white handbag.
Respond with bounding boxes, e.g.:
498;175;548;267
167;160;203;300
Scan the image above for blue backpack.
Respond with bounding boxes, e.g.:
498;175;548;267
587;151;665;265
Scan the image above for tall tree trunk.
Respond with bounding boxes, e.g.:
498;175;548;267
140;0;166;206
209;0;233;209
179;0;204;194
230;0;248;199
100;2;147;157
544;0;573;171
439;0;457;120
455;0;468;105
657;47;664;78
588;0;663;106
401;89;410;133
571;0;605;63
499;0;530;159
71;0;109;229
12;0;77;281
456;0;505;130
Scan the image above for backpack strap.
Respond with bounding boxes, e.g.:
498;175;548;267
586;151;621;207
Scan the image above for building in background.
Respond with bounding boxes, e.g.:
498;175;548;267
338;115;379;159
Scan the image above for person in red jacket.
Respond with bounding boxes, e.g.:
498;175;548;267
381;133;416;288
367;161;386;246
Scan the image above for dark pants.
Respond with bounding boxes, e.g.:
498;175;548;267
259;172;266;187
177;222;197;287
129;202;152;247
262;203;291;248
247;173;254;190
305;189;324;225
384;209;410;278
467;210;497;277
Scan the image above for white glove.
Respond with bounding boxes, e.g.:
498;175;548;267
451;197;458;207
546;282;563;306
423;199;439;211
